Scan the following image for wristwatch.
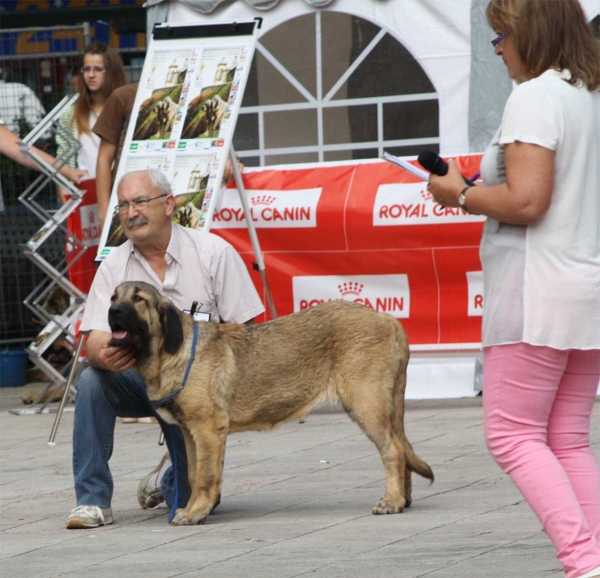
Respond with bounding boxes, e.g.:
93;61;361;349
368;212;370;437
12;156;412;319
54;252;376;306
458;185;473;212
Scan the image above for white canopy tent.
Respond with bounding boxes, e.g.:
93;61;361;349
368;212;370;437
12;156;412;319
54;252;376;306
146;0;599;158
139;0;599;399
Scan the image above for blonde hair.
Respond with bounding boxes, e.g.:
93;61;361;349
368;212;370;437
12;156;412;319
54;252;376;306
73;43;127;135
486;0;600;90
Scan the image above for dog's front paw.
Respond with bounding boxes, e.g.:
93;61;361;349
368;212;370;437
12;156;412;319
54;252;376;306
171;509;207;526
372;497;406;515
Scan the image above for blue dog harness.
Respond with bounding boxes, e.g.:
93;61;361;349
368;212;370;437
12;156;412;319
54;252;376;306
151;323;199;407
151;323;199;524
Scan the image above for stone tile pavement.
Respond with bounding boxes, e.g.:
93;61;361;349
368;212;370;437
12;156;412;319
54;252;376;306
1;383;598;578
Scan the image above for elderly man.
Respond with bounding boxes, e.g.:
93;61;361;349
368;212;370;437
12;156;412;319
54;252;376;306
67;169;265;529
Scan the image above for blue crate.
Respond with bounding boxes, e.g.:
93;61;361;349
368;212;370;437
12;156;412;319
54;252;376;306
0;349;29;387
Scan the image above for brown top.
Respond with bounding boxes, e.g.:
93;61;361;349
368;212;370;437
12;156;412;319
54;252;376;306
92;82;138;182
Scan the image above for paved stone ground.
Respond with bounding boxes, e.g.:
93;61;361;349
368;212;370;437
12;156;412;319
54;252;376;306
1;382;598;578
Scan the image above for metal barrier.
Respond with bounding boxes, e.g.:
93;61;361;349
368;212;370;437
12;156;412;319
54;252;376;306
0;24;143;347
8;95;88;415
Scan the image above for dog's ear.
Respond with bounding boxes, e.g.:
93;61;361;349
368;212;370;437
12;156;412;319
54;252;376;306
159;301;184;354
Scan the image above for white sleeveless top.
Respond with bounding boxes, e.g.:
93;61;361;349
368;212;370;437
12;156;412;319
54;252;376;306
56;108;100;177
76;111;100;177
479;69;600;350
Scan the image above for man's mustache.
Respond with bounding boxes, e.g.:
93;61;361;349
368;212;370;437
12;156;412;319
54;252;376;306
126;216;149;228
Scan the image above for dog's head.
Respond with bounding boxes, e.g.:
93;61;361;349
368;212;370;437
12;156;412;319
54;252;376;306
42;286;70;316
108;281;184;361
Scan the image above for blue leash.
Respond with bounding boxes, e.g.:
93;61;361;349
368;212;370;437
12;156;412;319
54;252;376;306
168;427;179;524
152;324;199;406
151;324;199;524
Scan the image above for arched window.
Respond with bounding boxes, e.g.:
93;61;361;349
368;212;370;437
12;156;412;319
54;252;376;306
233;12;439;166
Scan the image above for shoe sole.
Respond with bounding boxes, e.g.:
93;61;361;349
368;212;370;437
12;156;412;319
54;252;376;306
140;489;165;509
66;516;113;529
138;476;166;509
138;453;170;509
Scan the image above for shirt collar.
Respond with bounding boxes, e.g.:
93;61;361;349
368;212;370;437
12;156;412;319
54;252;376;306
166;223;181;265
126;223;181;265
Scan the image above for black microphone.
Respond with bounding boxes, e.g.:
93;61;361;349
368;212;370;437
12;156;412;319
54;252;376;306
418;150;475;186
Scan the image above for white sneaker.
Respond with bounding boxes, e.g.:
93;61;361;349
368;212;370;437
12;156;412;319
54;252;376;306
66;505;113;529
119;417;158;424
137;452;170;509
137;417;158;424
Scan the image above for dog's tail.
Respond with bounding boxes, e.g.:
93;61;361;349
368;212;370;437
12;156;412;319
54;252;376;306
391;323;435;484
405;440;434;483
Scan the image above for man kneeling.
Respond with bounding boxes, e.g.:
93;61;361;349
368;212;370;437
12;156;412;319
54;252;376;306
67;169;264;528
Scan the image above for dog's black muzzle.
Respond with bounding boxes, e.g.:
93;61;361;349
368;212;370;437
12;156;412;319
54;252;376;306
107;302;149;356
108;302;137;332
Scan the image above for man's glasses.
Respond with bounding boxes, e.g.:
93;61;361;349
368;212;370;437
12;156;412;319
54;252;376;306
81;66;107;75
115;194;168;213
491;30;510;47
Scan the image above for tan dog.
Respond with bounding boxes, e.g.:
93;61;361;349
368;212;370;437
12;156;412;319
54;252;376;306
41;285;70;316
108;281;434;526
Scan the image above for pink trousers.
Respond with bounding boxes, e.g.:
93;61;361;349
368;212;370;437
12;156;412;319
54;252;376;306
483;344;600;578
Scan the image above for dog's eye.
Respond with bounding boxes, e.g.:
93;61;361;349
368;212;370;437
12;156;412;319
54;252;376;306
133;295;143;302
110;294;117;302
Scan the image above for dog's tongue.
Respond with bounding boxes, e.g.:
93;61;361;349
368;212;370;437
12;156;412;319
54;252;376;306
113;330;128;340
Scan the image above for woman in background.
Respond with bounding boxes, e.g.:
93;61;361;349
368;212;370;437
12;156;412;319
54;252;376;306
56;42;126;203
56;43;126;296
427;1;600;577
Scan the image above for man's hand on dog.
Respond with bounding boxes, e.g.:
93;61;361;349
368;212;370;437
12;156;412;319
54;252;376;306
98;344;136;373
85;330;137;373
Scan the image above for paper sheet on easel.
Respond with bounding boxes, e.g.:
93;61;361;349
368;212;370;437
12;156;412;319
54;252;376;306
382;151;430;182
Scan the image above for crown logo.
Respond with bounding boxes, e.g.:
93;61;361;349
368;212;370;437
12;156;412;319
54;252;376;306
420;188;433;201
251;195;275;206
338;282;364;296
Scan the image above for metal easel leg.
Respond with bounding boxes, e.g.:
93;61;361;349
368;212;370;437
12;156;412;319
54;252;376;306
229;146;277;320
48;336;85;445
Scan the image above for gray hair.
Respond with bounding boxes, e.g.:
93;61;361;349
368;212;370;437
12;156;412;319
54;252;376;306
117;169;173;197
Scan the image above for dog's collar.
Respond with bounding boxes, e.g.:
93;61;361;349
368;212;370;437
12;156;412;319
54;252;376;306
152;323;199;407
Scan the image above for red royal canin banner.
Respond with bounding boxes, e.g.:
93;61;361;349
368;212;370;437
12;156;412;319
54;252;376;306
66;178;102;294
211;155;485;348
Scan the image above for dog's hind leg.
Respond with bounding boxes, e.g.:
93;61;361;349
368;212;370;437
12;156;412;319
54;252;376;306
171;417;227;526
368;428;408;514
389;365;413;508
371;433;408;514
389;354;434;495
337;355;414;514
404;468;413;508
340;392;408;515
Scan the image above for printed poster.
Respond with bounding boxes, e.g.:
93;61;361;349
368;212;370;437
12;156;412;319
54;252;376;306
96;23;258;262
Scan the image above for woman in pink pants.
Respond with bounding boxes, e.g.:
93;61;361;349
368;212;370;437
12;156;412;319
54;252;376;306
428;1;600;576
